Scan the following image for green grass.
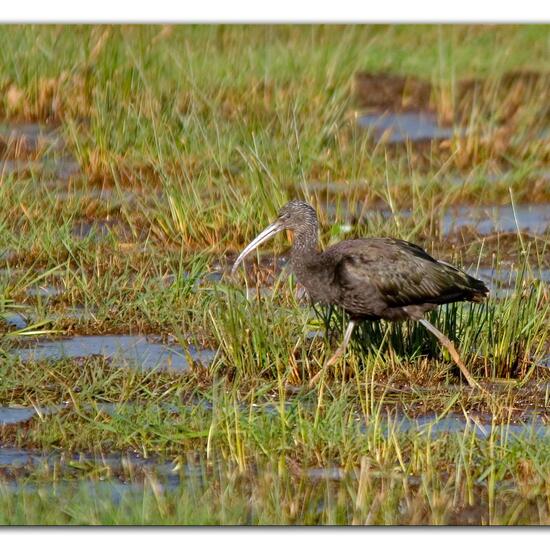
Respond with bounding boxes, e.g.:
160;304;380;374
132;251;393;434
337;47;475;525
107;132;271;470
0;24;549;525
2;393;550;525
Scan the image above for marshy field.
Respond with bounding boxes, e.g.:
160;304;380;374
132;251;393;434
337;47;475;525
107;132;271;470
0;24;549;525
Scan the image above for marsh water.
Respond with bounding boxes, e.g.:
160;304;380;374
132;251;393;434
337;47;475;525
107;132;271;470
2;406;550;500
14;335;216;372
357;112;459;143
322;202;550;236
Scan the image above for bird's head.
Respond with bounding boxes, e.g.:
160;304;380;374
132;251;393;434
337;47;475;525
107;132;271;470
231;200;317;275
276;200;317;231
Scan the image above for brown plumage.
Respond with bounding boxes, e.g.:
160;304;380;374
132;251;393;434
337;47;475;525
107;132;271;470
232;200;489;388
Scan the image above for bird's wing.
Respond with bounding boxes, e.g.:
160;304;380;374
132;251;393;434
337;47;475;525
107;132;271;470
332;238;483;307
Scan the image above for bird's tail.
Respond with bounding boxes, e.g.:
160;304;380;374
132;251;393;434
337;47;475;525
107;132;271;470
437;260;489;303
465;274;489;302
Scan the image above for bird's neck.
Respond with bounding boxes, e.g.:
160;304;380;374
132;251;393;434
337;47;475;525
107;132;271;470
290;224;319;273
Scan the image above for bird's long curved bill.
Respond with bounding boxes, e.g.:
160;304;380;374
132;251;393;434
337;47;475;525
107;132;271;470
231;221;283;275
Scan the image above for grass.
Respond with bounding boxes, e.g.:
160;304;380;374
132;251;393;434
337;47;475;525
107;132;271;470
2;389;550;525
0;24;549;525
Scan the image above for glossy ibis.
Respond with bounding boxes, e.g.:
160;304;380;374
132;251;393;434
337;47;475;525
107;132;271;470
232;200;488;388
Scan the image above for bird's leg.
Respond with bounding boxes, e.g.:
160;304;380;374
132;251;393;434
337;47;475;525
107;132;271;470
326;320;356;367
309;320;355;387
419;319;480;389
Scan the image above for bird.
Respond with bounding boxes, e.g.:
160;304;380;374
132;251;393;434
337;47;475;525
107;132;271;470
231;200;489;388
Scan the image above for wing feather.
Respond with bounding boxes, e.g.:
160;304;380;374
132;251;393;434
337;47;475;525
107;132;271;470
330;238;486;310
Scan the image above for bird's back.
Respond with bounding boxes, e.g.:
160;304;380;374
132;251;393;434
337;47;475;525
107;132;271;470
306;237;488;321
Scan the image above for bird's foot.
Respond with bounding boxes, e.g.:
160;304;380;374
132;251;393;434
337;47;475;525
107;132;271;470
325;347;345;369
440;338;482;391
308;348;345;388
418;319;482;391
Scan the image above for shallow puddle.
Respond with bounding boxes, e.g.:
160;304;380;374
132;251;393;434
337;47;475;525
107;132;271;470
390;412;550;440
475;267;550;285
13;335;215;372
2;307;96;332
0;158;79;180
473;266;550;299
25;285;64;298
0;122;80;185
322;202;550;237
448;168;550;188
0;445;203;498
0;407;40;425
0;447;51;468
0;405;62;426
302;169;550;198
1;407;549;502
0;479;170;506
0;446;168;471
0;401;179;427
71;220;118;239
2;312;29;330
357;112;460;143
0;444;218;506
0;123;64;151
0;446;191;499
442;204;550;236
389;203;550;236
